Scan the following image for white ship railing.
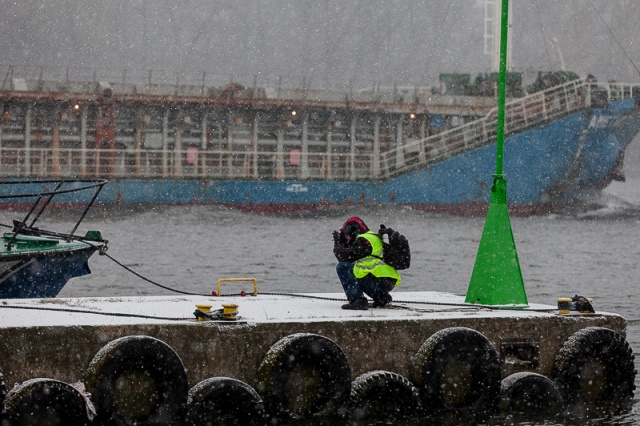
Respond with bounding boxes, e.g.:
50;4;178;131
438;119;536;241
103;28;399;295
0;147;375;181
378;80;640;177
0;76;638;181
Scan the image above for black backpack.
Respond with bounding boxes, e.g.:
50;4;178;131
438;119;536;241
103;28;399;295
377;224;411;270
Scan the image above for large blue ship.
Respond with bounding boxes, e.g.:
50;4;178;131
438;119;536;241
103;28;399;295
0;66;639;215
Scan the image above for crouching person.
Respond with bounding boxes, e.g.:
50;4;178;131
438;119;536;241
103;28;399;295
333;216;401;310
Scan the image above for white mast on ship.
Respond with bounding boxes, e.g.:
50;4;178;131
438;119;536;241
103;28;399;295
484;0;513;72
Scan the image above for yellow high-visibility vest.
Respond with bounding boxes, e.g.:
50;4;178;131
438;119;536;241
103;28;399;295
353;231;401;285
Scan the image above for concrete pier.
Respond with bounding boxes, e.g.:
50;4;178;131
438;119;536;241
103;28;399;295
0;291;627;388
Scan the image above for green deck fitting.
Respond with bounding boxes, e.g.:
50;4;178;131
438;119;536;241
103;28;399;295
466;0;528;307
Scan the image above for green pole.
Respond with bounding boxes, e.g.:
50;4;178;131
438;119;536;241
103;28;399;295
495;0;507;177
465;0;528;307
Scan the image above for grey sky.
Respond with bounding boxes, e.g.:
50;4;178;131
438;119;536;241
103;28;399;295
1;0;639;88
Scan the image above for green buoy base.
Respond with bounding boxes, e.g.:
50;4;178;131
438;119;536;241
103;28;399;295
466;176;528;307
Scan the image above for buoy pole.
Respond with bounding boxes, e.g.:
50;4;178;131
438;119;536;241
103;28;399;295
465;0;528;307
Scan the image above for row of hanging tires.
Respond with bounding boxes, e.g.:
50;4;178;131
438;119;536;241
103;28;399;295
0;326;635;425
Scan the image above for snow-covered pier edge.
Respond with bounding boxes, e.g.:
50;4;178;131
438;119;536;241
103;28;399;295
0;292;632;422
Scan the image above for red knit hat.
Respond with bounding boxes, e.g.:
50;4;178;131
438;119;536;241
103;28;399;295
341;216;368;233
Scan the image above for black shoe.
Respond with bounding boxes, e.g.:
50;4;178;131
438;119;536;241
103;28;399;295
372;293;392;308
342;297;369;310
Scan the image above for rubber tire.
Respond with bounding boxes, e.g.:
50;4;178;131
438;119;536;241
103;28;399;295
410;327;501;414
255;333;351;421
186;377;265;426
83;335;188;425
350;370;421;420
553;327;636;406
501;372;562;414
4;378;92;426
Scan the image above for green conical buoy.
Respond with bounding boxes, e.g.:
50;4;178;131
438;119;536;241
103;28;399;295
466;176;527;306
465;0;528;307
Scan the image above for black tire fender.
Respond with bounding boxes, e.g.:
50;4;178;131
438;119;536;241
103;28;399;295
83;335;189;425
410;327;501;413
350;370;421;420
553;326;636;405
4;378;93;425
255;333;351;420
501;372;562;414
186;377;265;426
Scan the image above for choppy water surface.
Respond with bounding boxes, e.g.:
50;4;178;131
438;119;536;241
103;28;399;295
50;141;640;425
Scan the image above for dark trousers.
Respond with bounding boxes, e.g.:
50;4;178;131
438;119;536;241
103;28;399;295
336;261;395;302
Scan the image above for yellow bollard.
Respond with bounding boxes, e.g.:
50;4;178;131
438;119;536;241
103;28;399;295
557;298;571;314
222;303;239;320
195;303;213;321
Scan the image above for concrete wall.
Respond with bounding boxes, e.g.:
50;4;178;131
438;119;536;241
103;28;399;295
0;313;626;389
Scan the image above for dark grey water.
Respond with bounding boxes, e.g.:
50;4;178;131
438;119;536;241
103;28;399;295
51;138;640;424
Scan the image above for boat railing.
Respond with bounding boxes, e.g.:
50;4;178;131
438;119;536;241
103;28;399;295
2;64;432;103
0;147;376;181
1;80;638;182
0;179;109;246
5;64;639;105
2;64;640;182
378;80;640;177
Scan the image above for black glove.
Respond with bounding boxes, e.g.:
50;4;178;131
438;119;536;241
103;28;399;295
332;230;340;242
379;224;394;236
